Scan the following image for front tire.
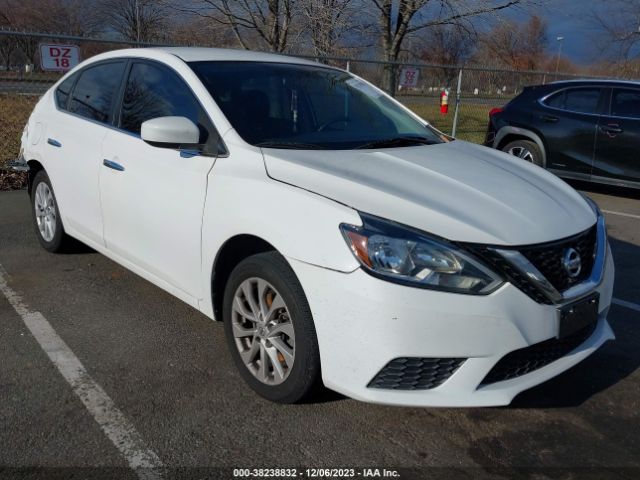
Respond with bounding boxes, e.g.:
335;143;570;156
223;251;322;403
502;139;544;167
30;170;71;252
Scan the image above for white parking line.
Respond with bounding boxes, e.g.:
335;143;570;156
0;265;163;479
613;298;640;313
602;209;640;220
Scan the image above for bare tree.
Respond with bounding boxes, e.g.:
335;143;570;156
541;55;578;75
475;15;547;70
0;38;16;70
94;0;167;42
0;0;96;34
0;0;95;66
0;2;17;69
413;24;474;84
369;0;529;94
300;0;360;57
591;0;640;75
0;0;36;65
521;15;547;68
171;0;296;52
45;0;95;35
168;15;237;47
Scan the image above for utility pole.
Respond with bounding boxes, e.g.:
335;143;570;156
555;36;564;77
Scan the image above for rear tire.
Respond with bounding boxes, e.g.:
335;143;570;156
30;170;72;253
223;251;322;403
502;139;544;167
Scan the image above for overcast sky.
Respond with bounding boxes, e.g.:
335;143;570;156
529;0;609;64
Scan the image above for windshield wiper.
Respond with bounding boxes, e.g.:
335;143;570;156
354;136;439;150
255;141;324;150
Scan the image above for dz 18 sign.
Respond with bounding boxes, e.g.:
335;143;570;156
399;67;420;89
40;44;80;71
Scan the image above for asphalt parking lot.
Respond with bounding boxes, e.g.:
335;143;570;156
0;183;638;480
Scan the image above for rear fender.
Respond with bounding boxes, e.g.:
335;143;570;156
494;126;547;166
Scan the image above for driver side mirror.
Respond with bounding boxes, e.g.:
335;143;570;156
141;116;200;149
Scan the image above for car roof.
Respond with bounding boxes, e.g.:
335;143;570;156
147;47;320;66
56;47;339;90
549;79;640;87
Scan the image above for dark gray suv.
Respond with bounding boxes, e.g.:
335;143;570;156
485;80;640;190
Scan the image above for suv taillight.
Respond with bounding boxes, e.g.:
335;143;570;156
489;107;503;117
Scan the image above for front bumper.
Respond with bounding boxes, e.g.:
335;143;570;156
287;243;614;407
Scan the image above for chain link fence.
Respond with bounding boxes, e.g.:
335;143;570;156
314;58;611;144
0;30;626;190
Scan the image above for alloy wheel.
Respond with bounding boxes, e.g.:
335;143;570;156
34;182;56;242
231;277;295;385
507;146;534;163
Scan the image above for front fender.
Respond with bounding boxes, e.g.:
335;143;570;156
199;149;362;318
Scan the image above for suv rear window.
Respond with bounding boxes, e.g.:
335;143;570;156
544;88;601;114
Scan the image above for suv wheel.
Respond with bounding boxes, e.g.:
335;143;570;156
222;251;322;403
502;139;543;167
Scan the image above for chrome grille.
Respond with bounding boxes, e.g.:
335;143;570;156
520;225;597;292
468;224;597;304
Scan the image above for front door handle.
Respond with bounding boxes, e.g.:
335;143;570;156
541;115;559;123
600;124;623;135
103;159;125;172
47;138;62;147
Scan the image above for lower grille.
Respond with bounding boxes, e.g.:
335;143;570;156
368;357;465;390
480;321;598;385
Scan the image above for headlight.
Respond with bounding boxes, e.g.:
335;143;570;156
340;214;503;294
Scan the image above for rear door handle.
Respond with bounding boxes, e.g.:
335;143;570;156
102;159;125;172
47;138;62;147
600;124;623;134
541;115;558;123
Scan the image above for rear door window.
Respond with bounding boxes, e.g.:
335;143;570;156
119;62;205;136
69;61;126;123
544;88;602;114
55;74;76;110
610;89;640;119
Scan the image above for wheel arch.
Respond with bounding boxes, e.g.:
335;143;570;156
211;234;278;321
26;159;45;195
494;127;547;167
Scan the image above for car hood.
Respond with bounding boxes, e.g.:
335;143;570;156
262;140;596;246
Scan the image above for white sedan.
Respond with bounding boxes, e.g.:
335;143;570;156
20;47;614;406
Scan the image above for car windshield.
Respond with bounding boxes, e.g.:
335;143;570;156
189;61;445;150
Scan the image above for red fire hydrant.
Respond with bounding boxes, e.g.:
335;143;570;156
440;89;449;115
